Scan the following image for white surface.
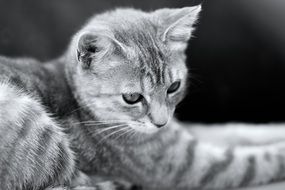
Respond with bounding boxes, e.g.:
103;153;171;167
236;182;285;190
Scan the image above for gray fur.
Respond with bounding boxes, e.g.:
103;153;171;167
200;148;234;186
239;156;256;187
2;5;285;190
174;140;197;187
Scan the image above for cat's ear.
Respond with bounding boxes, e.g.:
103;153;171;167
76;31;126;69
154;5;202;51
76;32;112;69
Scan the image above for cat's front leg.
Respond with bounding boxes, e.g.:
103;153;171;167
174;139;285;189
125;121;285;189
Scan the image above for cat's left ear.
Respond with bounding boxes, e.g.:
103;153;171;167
154;5;202;51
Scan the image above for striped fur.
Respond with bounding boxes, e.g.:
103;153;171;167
2;5;285;190
0;82;75;189
65;6;285;189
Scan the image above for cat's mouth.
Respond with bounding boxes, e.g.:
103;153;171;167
128;119;169;135
85;118;166;144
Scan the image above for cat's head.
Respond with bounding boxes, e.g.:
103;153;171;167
69;6;201;134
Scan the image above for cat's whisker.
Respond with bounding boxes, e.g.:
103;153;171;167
95;126;129;146
115;126;136;142
91;124;128;136
128;129;138;141
126;128;138;141
84;122;135;127
88;120;140;124
73;119;141;126
87;125;124;138
90;123;144;142
73;121;122;126
113;127;133;141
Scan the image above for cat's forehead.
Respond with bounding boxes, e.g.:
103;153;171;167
112;22;171;85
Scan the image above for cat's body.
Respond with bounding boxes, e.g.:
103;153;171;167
1;5;285;190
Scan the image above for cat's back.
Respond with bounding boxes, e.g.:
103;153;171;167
0;55;75;117
0;56;48;92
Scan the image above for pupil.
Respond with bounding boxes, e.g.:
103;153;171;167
131;94;137;100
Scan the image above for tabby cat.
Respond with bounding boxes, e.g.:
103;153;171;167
1;5;285;190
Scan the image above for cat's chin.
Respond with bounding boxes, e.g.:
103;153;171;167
130;123;161;134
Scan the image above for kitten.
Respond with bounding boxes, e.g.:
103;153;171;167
1;5;285;190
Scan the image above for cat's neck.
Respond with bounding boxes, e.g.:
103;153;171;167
42;55;79;119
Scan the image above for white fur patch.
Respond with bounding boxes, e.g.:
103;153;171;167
0;82;38;124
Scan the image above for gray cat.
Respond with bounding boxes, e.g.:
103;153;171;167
1;5;285;190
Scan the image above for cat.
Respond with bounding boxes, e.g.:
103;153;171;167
1;4;285;190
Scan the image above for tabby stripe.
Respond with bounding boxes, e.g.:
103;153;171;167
200;148;234;186
161;62;167;84
146;72;155;87
140;75;145;92
264;152;272;162
103;142;143;183
151;131;180;163
239;156;256;186
34;127;54;168
143;132;181;177
174;140;197;186
58;142;70;179
160;134;182;175
168;70;173;83
157;49;165;79
96;132;146;183
37;127;54;155
0;116;33;185
155;63;162;84
138;56;145;70
125;132;169;174
50;142;70;185
275;154;285;180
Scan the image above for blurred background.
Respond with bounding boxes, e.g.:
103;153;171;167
0;0;285;124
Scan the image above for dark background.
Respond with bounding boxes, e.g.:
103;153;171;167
1;0;285;123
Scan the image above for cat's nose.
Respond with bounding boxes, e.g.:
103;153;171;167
155;123;167;128
148;101;169;128
149;116;168;128
148;108;168;128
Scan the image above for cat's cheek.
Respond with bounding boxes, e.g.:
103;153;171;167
168;93;184;108
93;109;132;121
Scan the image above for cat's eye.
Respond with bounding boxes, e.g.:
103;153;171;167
122;93;143;104
167;81;181;94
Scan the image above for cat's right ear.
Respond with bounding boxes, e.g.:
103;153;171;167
154;5;202;51
76;31;127;69
76;32;112;69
